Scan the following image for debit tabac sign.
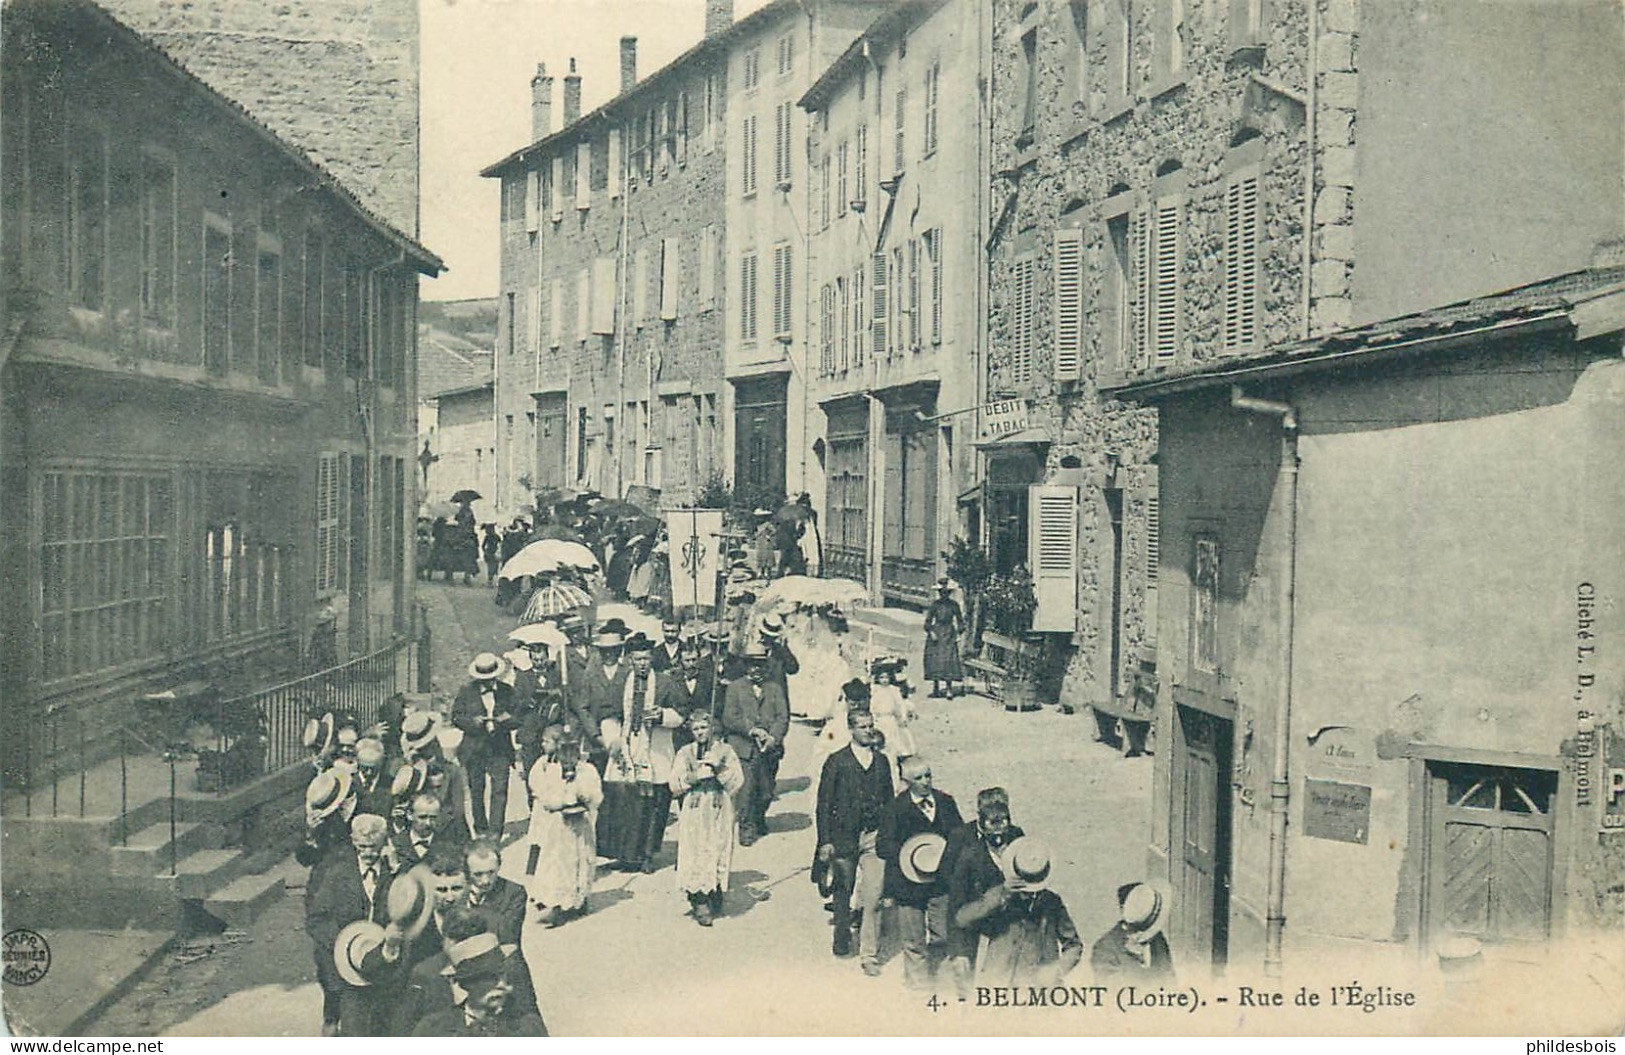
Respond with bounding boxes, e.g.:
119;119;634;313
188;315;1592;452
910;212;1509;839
979;399;1031;443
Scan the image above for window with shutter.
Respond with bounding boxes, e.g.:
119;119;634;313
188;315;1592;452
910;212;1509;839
871;251;889;357
316;452;342;596
924;62;939;157
742;115;758;196
853;264;866;366
820;155;831;228
1142;466;1160;645
894;88;906;175
839;276;850;370
549;279;562;348
837;142;849;216
1223;170;1260;354
592;256;616;334
1132;204;1151;367
526;171;541;231
855;125;868;204
929;227;943;344
740;252;758;342
608;130;622;198
744;49;759;92
699;225;717;307
575;268;590;341
775;102;793;187
1151;195;1181;360
1029;483;1079;632
772;243;793;338
634;247;649;327
661;238;680;320
1010;256;1036;386
820;284;835;375
575;142;591;209
892;246;905;355
1053;227;1083;380
530;289;542;355
907;238;920;349
550;158;564;220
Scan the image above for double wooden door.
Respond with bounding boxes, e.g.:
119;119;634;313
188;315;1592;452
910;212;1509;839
1424;761;1556;945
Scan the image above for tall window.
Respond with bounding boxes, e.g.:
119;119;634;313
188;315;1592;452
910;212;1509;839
1223;164;1262;354
1103;0;1132;107
741;114;758;196
819;284;835;375
820;155;831;228
302;230;324;368
1148;174;1184;362
743;48;761;92
1009;255;1037;385
923;61;940;157
926;227;943;345
772;243;793;339
1155;0;1188;81
203;215;232;375
1019;30;1038;142
837;142;850;216
838;276;850;370
774;101;793;187
852;264;867;366
38;470;172;682
855;124;868;204
740;251;759;342
1053;226;1083;380
1192;534;1220;672
68;126;108;312
777;34;794;76
139;151;176;331
1106;209;1134;368
316;453;344;597
893;88;907;174
906;238;920;349
255;234;282;386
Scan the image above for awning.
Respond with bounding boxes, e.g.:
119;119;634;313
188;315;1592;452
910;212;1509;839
975;426;1052;448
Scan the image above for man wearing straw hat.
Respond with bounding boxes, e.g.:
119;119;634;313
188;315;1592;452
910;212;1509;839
410;932;546;1036
878;755;964;989
1089;880;1174;981
400;907;543;1033
451;653;522;840
722;643;790;846
578;626;631;774
306;813;393;1035
956;836;1083;987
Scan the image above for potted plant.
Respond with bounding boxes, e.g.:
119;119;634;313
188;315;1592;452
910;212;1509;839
195;693;268;792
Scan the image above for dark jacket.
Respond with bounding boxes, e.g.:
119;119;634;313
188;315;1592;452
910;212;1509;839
412;1008;547;1037
466;877;528;947
451;681;520;767
649;640;684;673
764;639;799;697
353;766;395;820
296;810;356;911
816;745;896;857
1089;924;1174;981
578;660;630;727
390;824;469;874
306;851;392;956
720;679;789;762
877;789;965;906
944;821;1026;958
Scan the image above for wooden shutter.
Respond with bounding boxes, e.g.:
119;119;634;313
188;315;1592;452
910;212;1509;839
1132;204;1150;369
591;256;616;334
1141;464;1160;645
1223;172;1259;353
775;102;791;186
1029;483;1079;632
608;129;622;199
575;268;589;340
548;279;562;348
853;264;866;365
1053;227;1083;380
740;253;758;341
907;238;920;348
633;247;649;327
699;226;716;307
550;158;564;220
871;251;889;356
660;238;680;320
1152;195;1181;360
930;228;943;344
575;142;591;210
742;115;757;196
525;171;541;231
894;88;906;174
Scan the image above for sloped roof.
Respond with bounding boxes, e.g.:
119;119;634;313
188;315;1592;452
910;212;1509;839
1107;265;1625;400
800;0;947;111
418;325;494;400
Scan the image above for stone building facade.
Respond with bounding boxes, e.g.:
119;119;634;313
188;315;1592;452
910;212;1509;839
799;0;985;605
95;0;421;235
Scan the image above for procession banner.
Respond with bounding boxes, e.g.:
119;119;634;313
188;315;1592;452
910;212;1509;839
665;507;723;612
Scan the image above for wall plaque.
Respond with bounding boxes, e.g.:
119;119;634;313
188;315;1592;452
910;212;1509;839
1303;778;1372;845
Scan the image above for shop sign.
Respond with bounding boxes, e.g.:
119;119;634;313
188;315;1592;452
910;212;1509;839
979;399;1030;442
1303;778;1371;845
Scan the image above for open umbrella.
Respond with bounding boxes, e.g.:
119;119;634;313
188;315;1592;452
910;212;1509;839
522;580;595;621
423;502;459;520
590;498;648;520
509;622;569;649
758;575;868;609
500;539;602;580
450;489;483;504
774;500;815;524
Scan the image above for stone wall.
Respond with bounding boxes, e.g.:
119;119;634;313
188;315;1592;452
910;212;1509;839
99;0;421;236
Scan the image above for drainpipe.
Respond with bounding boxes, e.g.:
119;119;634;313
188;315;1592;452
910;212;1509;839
1229;385;1299;977
1300;0;1319;339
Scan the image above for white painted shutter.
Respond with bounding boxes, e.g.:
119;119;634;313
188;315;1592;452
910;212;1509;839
591;256;617;334
608;129;622;200
1053;227;1083;380
525;171;541;232
1131;204;1150;369
548;279;562;348
660;238;679;320
575;142;591;210
1029;483;1079;632
634;247;649;327
1223;172;1259;353
930;228;943;344
1152;195;1181;360
907;238;920;348
550;158;564;220
1141;465;1160;646
575;268;589;340
742;115;757;196
871;251;889;356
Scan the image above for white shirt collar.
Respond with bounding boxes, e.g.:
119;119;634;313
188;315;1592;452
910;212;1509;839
850;743;873;768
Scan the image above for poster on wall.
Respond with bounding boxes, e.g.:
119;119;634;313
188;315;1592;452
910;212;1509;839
1303;778;1373;845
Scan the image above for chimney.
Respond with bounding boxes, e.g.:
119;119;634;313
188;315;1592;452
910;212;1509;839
704;0;734;37
563;57;582;127
530;62;554;140
619;36;638;95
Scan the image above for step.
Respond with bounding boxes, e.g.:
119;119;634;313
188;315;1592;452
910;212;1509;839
201;870;285;930
171;848;254;900
108;821;220;876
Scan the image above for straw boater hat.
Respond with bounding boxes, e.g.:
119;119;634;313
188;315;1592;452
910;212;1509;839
592;629;626;649
899;832;949;886
391;759;429;801
386;865;435;942
302;711;336;755
743;641;770;661
1116;880;1170;939
1000;837;1053;893
441;933;514;1001
334;920;388;988
305;768;354;821
760;614;784;639
400;711;439;755
467;652;504;681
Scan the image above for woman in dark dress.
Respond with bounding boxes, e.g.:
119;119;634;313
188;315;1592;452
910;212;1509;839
922;578;964;699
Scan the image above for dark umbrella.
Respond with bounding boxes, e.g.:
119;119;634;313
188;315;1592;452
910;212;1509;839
450;489;483;504
590;498;647;520
774;500;815;524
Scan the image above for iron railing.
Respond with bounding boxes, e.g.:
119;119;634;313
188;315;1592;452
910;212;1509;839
251;635;418;774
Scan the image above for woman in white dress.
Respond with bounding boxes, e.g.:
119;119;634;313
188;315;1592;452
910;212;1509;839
667;711;745;926
525;733;602;925
867;656;917;773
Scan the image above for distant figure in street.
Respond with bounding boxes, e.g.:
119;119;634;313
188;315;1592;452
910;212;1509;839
923;578;965;699
451;654;521;840
668;711;745;926
1090;880;1174;982
957;837;1083;987
944;787;1025;991
877;755;964;989
721;645;790;846
868;656;917;771
525;734;601;926
774;514;805;578
752;511;777;579
481;524;501;584
816;709;896;975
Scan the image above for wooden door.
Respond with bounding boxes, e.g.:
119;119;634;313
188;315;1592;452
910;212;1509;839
1175;704;1232;966
1426;762;1555;944
534;395;567;489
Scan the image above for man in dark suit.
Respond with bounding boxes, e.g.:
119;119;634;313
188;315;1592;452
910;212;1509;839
816;709;895;974
463;839;526;946
944;786;1025;991
877;754;964;989
401;907;543;1033
353;739;395;819
553;614;605;765
451;653;521;839
305;813;393;1036
392;792;469;873
576;630;629;772
656;645;713;737
649;620;684;673
721;645;790;846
